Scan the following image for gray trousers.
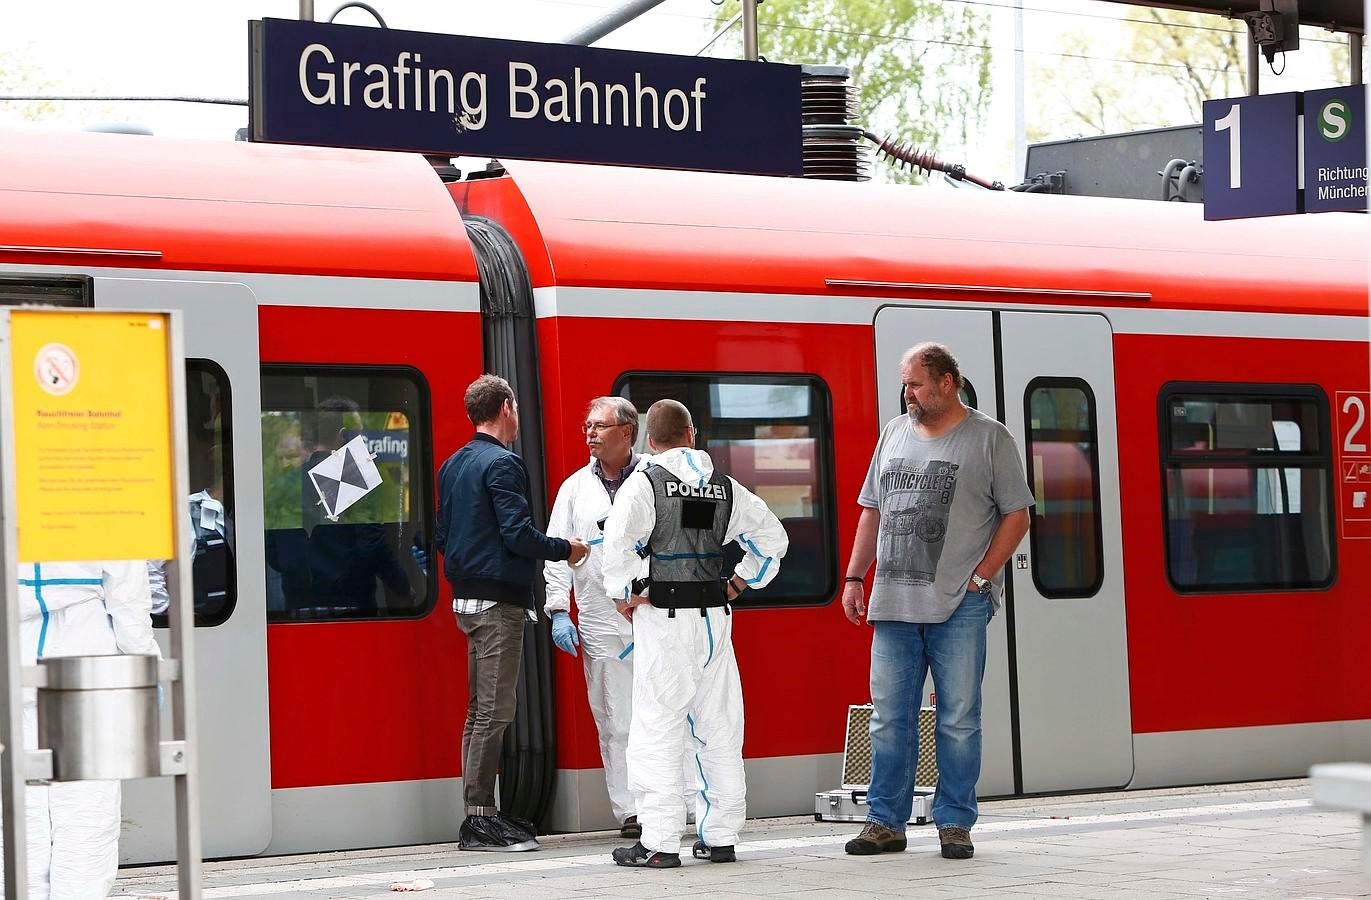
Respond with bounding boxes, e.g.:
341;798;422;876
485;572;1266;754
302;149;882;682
456;602;527;813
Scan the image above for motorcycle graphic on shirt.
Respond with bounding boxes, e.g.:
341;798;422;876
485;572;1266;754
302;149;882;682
875;458;959;586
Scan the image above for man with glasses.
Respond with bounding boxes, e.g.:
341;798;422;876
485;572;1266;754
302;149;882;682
544;397;670;839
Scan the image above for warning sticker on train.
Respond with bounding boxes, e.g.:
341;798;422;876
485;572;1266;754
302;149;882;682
308;434;384;521
1335;391;1371;540
34;343;79;396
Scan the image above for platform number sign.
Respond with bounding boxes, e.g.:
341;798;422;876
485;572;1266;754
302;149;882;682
1302;85;1368;213
1336;391;1371;540
1203;92;1301;220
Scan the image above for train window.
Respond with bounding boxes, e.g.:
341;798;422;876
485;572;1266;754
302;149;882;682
151;360;237;628
1160;384;1334;593
260;367;434;622
899;378;977;415
615;372;838;607
0;274;93;308
1025;379;1103;598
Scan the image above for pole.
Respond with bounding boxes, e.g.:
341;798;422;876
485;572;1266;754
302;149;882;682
742;0;759;60
299;0;314;20
563;0;670;45
697;11;742;56
0;312;27;900
1013;0;1027;182
1351;33;1363;84
1247;33;1261;95
166;311;203;899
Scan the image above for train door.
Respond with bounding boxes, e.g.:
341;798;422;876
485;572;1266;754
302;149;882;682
872;307;1013;796
94;277;273;860
873;306;1132;795
999;311;1131;792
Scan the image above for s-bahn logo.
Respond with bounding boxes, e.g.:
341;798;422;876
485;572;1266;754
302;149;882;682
1318;99;1352;142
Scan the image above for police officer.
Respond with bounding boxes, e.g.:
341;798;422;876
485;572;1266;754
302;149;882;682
600;399;788;869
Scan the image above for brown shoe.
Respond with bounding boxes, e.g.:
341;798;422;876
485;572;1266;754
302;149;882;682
938;825;974;859
844;821;908;855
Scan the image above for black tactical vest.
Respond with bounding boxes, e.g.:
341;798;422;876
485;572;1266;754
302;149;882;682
189;497;232;614
645;464;733;610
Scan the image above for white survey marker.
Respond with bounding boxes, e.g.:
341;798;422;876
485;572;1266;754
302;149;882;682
308;434;384;520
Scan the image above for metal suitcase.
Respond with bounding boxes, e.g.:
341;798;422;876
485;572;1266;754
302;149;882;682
814;704;937;826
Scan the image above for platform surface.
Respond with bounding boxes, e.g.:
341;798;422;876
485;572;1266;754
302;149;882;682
113;779;1370;899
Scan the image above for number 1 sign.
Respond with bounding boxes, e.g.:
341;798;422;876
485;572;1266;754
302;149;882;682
1202;92;1302;220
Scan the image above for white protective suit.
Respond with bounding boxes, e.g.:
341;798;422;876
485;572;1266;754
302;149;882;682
1;561;160;900
601;447;788;856
544;456;697;824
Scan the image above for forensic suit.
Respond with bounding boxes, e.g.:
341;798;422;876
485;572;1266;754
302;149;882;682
544;456;696;826
3;561;160;900
601;448;788;857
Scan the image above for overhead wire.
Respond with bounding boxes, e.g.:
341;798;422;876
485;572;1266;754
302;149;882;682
524;0;1350;47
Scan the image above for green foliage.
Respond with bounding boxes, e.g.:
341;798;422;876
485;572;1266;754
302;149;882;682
1029;10;1351;141
260;410;412;531
714;0;993;183
0;48;58;121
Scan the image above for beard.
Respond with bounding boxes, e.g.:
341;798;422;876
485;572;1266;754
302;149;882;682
907;402;926;423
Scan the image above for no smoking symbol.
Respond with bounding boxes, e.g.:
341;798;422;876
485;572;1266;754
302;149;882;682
34;343;79;396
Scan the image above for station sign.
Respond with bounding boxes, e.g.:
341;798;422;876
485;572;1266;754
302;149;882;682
1336;391;1371;541
1202;85;1368;220
249;18;803;177
1302;86;1367;213
1202;92;1301;220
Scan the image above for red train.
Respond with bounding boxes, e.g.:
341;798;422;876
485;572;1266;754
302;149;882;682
0;129;1366;863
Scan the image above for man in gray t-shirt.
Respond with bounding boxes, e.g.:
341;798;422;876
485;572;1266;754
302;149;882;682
841;342;1032;863
859;403;1034;624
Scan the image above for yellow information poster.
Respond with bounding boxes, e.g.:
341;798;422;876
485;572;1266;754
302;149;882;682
10;310;176;562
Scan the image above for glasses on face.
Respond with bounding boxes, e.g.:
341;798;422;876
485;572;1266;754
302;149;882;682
582;421;626;434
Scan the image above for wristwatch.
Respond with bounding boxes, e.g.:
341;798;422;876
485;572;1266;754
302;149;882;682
969;574;993;595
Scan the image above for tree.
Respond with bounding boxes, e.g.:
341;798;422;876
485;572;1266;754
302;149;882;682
712;0;993;183
0;47;58;122
1029;9;1350;142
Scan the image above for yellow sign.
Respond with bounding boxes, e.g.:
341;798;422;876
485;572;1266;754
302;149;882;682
10;310;176;562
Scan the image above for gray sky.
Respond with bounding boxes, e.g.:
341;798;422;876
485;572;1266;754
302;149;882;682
0;0;1358;183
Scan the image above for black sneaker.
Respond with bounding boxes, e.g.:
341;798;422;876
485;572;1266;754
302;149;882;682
692;840;736;862
620;815;642;839
612;841;681;868
844;821;908;855
459;814;539;852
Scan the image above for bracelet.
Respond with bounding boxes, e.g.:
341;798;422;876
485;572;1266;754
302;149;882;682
844;576;864;584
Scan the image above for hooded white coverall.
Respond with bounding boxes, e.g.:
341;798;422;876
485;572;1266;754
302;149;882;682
544;456;696;824
601;448;788;856
1;561;160;900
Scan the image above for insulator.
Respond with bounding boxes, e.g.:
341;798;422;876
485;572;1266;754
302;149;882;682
866;132;941;175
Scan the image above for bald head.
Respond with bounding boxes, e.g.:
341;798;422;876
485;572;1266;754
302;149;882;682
645;399;694;450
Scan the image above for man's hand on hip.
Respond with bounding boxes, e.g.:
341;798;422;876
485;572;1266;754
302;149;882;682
615;594;649;622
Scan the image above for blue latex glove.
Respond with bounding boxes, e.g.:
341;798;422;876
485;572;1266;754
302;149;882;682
411;545;429;576
551;611;580;657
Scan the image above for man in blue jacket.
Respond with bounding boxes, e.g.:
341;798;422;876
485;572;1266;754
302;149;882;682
436;374;589;851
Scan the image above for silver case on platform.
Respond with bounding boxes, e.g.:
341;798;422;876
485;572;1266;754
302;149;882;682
815;788;932;825
815;704;938;826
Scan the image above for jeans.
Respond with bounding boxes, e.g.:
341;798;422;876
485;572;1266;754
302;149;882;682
456;602;527;812
866;590;992;832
